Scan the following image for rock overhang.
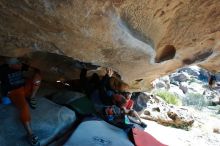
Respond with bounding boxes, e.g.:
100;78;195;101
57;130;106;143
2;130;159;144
0;0;219;91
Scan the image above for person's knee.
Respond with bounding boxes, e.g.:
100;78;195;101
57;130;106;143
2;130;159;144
129;110;140;118
33;70;42;86
129;109;134;113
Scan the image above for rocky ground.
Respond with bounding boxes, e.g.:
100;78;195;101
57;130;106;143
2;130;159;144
143;115;220;146
133;94;220;146
138;65;220;146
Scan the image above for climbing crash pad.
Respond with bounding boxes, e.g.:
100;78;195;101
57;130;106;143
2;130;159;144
51;91;86;105
64;120;134;146
131;128;168;146
0;97;76;146
50;91;95;115
68;97;96;115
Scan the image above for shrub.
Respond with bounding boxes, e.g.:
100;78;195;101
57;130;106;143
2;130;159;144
183;92;207;110
154;90;181;105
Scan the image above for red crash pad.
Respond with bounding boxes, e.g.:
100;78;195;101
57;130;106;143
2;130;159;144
132;128;168;146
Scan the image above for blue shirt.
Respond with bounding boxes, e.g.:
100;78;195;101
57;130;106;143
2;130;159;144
0;64;28;95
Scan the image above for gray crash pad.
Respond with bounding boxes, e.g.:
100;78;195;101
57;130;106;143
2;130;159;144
0;97;76;146
64;120;134;146
51;91;96;115
51;91;86;105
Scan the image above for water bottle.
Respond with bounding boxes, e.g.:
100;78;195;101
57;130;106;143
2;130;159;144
2;96;11;105
124;115;130;124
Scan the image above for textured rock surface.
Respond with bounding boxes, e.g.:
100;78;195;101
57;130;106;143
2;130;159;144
0;0;220;91
141;94;194;130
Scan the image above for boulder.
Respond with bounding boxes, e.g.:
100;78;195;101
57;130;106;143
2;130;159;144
168;84;185;98
178;67;200;77
170;73;189;83
152;76;170;90
215;73;220;82
0;0;220;91
132;92;151;114
179;83;188;94
210;97;220;105
142;94;194;130
213;128;220;134
154;81;167;89
198;69;209;82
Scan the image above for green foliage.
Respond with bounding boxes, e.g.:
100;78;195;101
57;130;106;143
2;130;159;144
183;92;207;110
155;90;181;105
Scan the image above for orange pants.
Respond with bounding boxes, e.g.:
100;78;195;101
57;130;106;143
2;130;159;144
8;73;41;124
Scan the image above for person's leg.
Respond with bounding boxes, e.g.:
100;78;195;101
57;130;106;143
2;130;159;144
9;87;40;145
25;71;42;109
130;110;147;128
80;68;90;95
31;71;41;97
89;73;101;95
8;87;32;133
131;110;142;123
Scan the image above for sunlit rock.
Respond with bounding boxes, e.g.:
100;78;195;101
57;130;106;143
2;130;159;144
141;93;194;130
0;0;219;91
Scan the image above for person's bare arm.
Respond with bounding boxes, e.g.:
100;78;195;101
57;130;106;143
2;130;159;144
121;106;130;114
106;68;114;77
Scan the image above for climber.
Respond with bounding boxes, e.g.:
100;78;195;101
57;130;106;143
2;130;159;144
99;67;130;105
113;93;147;128
80;68;101;97
208;72;216;88
0;58;42;146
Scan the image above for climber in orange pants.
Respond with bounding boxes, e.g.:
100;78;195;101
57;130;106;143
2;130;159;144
0;58;42;146
8;71;41;123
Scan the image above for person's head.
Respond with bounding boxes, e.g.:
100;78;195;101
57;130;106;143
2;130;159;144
109;77;129;92
7;58;22;70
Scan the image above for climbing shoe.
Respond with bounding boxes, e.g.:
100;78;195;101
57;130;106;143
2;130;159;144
140;122;147;128
29;97;37;109
28;134;40;146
